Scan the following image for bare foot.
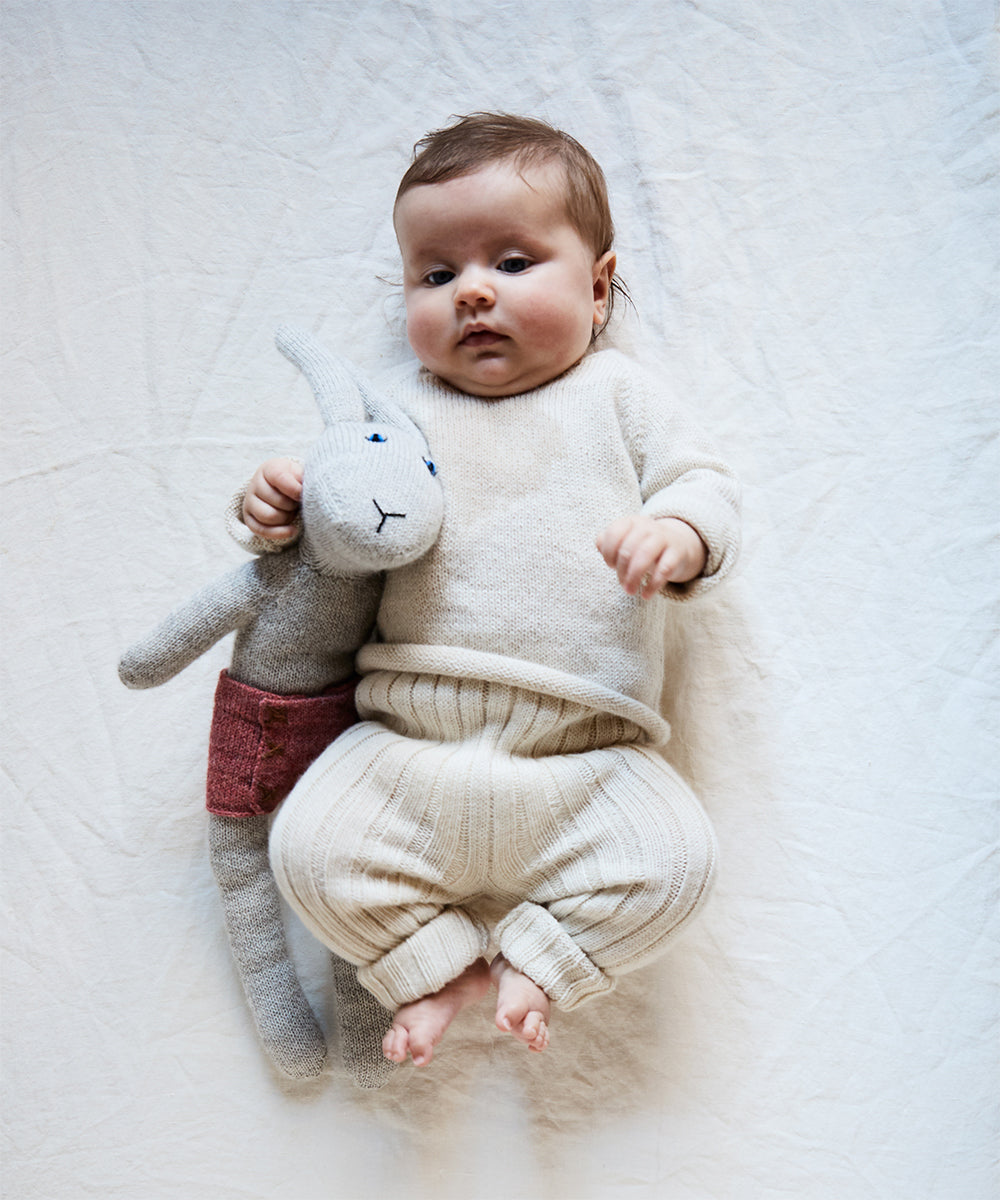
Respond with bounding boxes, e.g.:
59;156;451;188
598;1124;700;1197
490;955;551;1052
382;959;491;1066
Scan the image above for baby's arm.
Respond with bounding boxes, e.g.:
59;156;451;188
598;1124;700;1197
243;457;303;539
597;515;708;600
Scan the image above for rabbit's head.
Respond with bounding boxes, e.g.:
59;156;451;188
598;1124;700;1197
276;326;444;575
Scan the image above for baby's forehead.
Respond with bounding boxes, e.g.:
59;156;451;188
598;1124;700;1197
397;152;571;202
394;159;575;245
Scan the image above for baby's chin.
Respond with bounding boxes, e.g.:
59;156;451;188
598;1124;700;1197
428;354;587;399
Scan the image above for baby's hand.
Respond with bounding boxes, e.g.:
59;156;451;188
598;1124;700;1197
597;515;708;599
243;457;304;539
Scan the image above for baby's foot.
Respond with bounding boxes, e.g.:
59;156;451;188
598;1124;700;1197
490;955;551;1052
382;959;491;1067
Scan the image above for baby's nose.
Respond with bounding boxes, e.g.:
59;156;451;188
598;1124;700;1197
454;268;494;307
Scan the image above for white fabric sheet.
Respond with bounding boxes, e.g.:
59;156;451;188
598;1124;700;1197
3;2;996;1197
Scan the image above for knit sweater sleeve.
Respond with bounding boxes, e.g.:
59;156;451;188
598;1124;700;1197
618;357;741;600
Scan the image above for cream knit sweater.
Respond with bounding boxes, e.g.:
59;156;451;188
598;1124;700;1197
267;347;740;1011
357;347;741;736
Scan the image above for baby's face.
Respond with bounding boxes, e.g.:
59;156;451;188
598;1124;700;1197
394;160;614;397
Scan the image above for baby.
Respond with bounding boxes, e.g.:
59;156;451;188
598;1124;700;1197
242;113;741;1067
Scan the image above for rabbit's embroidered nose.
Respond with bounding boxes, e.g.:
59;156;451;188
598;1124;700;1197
373;499;406;533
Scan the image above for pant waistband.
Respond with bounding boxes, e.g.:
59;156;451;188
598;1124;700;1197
354;670;648;756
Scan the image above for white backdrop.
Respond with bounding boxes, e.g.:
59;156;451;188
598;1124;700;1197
3;2;997;1198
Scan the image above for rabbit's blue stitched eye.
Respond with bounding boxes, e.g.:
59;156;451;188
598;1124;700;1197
423;458;437;476
367;433;386;443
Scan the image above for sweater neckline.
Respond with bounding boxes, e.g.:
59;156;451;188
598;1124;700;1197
416;345;614;402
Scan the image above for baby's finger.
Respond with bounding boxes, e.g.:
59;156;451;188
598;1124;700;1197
251;477;300;513
617;530;664;594
639;548;682;598
595;517;632;566
243;510;299;539
244;492;298;530
602;522;645;579
261;460;304;503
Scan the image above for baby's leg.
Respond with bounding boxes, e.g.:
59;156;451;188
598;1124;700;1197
270;723;493;1053
383;958;492;1066
497;744;718;1012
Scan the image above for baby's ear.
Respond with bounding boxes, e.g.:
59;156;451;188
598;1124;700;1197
592;252;616;326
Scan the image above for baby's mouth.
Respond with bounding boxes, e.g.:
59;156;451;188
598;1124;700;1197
460;328;505;347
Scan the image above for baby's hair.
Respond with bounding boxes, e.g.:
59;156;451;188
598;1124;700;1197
395;112;630;329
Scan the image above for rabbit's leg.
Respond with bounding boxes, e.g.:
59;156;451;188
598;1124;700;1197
209;813;327;1079
329;953;397;1089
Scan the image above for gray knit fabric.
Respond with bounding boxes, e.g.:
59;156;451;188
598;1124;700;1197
329;953;397;1090
209;814;328;1077
118;551;383;696
119;327;443;1083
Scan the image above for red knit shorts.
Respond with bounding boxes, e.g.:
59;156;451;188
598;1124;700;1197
206;670;358;817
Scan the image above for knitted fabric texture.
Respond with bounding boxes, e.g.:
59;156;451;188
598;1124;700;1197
330;953;397;1090
367;348;741;717
271;672;718;1012
119;330;449;1085
209;814;329;1079
206;670;359;816
269;347;738;1013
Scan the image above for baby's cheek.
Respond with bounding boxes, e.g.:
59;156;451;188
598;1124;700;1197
405;302;440;360
525;294;594;353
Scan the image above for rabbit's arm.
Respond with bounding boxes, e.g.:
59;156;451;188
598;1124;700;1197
118;561;263;689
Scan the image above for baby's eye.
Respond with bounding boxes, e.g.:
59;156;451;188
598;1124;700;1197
425;269;455;287
498;257;531;274
367;433;386;443
423;457;437;476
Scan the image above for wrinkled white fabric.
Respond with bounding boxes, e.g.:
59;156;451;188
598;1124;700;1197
3;2;996;1198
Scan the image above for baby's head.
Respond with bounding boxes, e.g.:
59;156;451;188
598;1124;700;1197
393;113;621;398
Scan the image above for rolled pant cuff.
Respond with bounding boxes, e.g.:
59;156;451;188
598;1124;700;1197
496;902;616;1011
357;908;490;1010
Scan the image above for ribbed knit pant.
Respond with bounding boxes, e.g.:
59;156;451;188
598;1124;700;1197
270;671;717;1012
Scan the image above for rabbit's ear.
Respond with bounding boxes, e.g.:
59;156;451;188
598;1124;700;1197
275;325;365;425
340;359;429;444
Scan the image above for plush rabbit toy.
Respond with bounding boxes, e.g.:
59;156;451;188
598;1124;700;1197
119;326;444;1087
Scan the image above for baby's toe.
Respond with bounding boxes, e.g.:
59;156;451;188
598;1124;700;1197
521;1012;540;1040
382;1025;408;1063
522;1013;548;1050
528;1021;549;1053
407;1030;436;1067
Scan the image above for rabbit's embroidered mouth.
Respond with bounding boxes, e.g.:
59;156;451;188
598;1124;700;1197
373;499;406;533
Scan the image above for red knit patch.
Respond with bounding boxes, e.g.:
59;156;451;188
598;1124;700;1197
206;671;358;817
